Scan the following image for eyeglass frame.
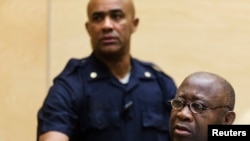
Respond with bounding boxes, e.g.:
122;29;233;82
169;99;231;114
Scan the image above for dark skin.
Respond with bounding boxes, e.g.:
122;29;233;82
169;72;236;141
38;0;139;141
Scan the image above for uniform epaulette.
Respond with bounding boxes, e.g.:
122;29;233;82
138;60;173;79
63;57;88;75
140;60;164;73
80;57;88;64
150;63;164;73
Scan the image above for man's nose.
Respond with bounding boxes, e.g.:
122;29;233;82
176;105;193;121
102;17;113;31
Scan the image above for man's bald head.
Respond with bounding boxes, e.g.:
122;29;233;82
86;0;136;19
182;71;235;111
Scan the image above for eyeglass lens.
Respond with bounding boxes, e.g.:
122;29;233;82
171;99;203;113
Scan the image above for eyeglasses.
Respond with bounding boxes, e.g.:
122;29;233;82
169;99;231;114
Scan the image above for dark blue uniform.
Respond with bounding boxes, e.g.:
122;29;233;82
37;54;177;141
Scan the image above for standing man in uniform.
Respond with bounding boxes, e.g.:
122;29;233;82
37;0;177;141
169;71;236;141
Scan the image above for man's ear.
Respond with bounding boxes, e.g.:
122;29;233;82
85;22;91;36
224;111;236;125
132;18;139;33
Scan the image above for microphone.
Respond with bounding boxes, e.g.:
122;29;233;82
124;101;133;111
121;100;133;120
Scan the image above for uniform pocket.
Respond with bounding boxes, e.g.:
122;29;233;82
142;109;169;131
84;109;121;130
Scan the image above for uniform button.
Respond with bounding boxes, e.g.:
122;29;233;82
144;72;151;78
90;72;97;79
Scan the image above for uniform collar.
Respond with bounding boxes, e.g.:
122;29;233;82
86;54;156;81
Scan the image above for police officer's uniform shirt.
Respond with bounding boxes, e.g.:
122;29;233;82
37;53;177;141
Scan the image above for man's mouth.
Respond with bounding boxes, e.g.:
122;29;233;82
101;37;117;44
174;125;192;136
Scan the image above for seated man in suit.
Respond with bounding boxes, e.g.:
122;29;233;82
169;71;236;141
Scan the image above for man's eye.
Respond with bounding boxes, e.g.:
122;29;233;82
111;13;123;21
192;103;202;110
92;14;103;22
